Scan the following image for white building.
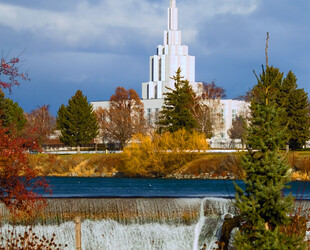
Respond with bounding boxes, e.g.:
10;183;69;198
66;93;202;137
91;0;248;148
142;0;199;100
140;0;248;145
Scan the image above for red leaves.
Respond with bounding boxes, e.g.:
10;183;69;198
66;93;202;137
0;57;29;92
0;55;50;220
0;125;50;219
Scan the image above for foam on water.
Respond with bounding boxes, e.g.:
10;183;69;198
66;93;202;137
1;220;195;250
0;198;236;250
193;198;235;250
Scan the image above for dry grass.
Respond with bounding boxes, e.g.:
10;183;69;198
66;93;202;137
28;151;310;179
177;154;245;178
28;153;125;177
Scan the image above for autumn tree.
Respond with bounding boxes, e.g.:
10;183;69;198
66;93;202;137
193;82;226;138
0;55;48;217
0;56;29;91
57;90;99;153
0;127;48;217
228;115;246;148
157;68;197;133
96;87;146;148
24;105;56;147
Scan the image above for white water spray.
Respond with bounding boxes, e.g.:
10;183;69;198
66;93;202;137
0;198;236;250
192;198;234;250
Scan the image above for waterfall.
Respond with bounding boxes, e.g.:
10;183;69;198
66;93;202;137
0;198;236;250
1;221;195;250
192;198;235;250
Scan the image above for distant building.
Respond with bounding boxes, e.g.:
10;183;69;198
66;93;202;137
91;0;249;148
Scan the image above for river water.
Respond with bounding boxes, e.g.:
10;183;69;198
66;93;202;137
1;178;309;250
42;177;310;199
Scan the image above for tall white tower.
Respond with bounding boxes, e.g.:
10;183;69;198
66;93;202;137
142;0;199;100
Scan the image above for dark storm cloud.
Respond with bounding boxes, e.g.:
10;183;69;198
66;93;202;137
0;0;309;114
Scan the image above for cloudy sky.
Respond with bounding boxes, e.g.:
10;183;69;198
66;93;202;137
1;0;309;115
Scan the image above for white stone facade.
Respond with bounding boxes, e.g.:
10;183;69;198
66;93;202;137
142;98;249;142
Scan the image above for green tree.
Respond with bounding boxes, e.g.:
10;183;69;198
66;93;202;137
249;68;310;150
280;71;310;149
157;68;197;133
56;90;99;152
234;66;305;249
0;90;26;133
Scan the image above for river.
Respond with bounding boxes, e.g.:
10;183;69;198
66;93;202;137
1;178;309;250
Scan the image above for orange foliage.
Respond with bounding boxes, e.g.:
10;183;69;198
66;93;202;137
96;87;146;148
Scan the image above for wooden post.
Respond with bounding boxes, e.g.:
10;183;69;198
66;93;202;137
265;32;269;67
75;216;81;250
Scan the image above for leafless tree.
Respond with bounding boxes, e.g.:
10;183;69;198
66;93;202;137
96;87;146;148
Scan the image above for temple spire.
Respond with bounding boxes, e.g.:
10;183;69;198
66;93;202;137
170;0;176;8
168;0;178;31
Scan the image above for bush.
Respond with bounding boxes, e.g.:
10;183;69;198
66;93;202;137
122;129;209;177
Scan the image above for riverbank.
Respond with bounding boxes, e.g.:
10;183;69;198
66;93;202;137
28;151;310;180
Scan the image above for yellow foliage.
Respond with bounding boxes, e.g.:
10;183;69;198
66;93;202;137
291;171;309;181
123;128;209;176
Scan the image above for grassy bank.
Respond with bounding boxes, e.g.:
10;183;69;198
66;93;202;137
28;151;310;180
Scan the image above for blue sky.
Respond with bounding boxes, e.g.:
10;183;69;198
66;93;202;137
0;0;309;115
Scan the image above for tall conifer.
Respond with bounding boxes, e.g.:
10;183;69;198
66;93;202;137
56;90;99;150
0;91;26;133
280;71;310;149
157;68;197;133
234;65;305;249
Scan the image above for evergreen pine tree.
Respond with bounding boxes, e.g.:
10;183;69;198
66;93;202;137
0;90;26;133
56;90;99;151
157;68;197;133
234;66;305;249
280;71;310;149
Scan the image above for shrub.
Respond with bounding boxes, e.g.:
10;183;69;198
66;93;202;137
123;129;209;177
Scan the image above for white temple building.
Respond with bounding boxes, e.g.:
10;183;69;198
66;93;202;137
139;0;248;147
142;0;199;100
91;0;249;148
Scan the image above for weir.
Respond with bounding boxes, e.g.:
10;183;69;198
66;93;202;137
1;198;307;249
0;198;236;250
